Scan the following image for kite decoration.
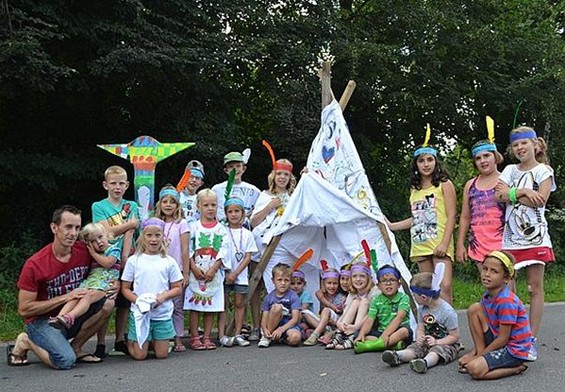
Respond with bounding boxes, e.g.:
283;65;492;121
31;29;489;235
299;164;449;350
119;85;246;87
98;136;194;220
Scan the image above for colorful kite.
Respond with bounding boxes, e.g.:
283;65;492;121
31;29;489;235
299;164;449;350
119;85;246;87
98;135;194;219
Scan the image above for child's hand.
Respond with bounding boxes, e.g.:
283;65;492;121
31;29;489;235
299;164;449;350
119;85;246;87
86;242;97;256
354;334;365;343
193;267;206;280
154;292;167;308
182;272;190;288
456;244;468;263
343;323;357;335
434;243;448;258
66;288;88;301
268;197;282;211
330;304;341;314
225;272;237;284
520;189;546;207
271;327;284;340
425;335;437;346
416;335;426;345
204;268;217;282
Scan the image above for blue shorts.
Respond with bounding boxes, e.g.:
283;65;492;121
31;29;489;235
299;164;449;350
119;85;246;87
224;283;249;295
26;297;106;370
127;315;175;342
482;329;525;370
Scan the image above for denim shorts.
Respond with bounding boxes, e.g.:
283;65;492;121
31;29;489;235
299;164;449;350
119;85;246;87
127;315;175;342
224;283;249;295
482;329;525;370
26;297;106;370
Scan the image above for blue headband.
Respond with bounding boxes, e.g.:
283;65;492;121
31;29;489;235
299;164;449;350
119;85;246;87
351;264;372;276
159;188;180;201
142;217;166;231
224;197;244;208
510;130;537;143
410;285;440;298
413;147;437;157
377;266;401;281
471;143;497;157
190;168;204;179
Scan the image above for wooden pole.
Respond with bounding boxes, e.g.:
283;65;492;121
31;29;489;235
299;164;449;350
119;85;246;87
320;61;333;108
339;80;356;111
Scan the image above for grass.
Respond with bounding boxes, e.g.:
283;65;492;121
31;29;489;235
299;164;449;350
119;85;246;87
2;272;565;342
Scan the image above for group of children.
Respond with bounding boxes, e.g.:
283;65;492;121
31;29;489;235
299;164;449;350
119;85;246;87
45;124;553;380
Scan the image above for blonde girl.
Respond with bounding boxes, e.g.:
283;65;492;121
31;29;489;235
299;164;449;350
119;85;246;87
121;218;183;360
154;185;190;352
326;260;379;350
388;135;456;304
457;140;505;269
183;189;229;350
494;126;555;361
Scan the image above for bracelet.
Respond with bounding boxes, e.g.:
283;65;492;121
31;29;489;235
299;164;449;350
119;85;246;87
508;187;518;204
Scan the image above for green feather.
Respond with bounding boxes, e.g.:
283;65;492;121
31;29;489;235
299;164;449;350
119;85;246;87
370;249;378;274
225;168;236;200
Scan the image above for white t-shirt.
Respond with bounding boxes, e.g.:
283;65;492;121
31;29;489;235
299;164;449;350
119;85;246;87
224;227;258;285
179;192;199;224
122;253;183;320
499;164;556;249
251;190;290;261
212;180;260;223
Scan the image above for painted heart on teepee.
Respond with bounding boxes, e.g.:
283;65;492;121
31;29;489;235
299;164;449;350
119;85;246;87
322;145;335;163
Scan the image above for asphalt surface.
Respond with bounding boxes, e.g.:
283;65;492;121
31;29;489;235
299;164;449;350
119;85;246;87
2;303;564;392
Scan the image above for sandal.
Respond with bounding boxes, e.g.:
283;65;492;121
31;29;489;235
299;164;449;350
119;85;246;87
6;344;29;367
173;344;187;352
48;314;75;329
325;333;344;350
458;364;469;374
188;336;206;351
202;336;216;350
335;335;354;350
303;332;320;346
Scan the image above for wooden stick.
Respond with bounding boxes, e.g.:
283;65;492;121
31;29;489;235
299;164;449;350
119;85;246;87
339;80;356;111
320;61;333;108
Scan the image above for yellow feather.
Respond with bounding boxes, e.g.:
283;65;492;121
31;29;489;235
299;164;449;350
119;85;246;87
486;116;495;143
423;123;431;147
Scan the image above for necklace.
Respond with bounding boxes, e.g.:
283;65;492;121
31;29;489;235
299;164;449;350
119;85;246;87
228;227;244;263
164;220;174;246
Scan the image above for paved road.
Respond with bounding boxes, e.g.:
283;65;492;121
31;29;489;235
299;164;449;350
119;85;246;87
2;303;564;392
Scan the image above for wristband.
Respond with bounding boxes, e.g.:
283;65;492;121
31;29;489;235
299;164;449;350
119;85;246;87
508;187;518;204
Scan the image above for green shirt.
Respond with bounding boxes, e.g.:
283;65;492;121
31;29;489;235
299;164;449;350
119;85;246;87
367;291;411;333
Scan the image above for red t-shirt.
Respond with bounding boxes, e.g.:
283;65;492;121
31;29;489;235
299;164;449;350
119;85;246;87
17;241;91;324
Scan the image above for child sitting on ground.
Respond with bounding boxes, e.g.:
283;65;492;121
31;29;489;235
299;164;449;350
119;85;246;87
382;264;460;373
458;251;532;379
258;263;302;348
354;265;412;353
48;223;121;330
303;266;346;346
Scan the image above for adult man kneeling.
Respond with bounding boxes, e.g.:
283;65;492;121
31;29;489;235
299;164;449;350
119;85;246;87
9;205;116;369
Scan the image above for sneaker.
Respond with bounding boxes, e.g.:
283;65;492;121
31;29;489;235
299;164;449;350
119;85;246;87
382;350;401;367
257;336;271;348
219;335;235;347
248;328;261;342
234;335;250;347
527;337;538;361
108;340;129;356
410;358;428;374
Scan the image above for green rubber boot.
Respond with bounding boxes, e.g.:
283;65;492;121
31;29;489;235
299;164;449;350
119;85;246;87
354;337;386;354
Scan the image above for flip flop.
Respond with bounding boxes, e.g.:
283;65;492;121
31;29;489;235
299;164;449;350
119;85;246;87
458;364;468;374
6;344;29;367
76;354;103;364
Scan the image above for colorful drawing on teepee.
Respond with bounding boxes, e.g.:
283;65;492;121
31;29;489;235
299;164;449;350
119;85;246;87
98;136;194;220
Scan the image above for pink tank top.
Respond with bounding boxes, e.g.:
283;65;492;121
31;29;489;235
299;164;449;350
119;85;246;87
467;178;505;261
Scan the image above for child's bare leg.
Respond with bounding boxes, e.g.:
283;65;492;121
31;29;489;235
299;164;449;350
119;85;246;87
466;356;526;380
203;312;214;338
311;309;332;335
67;290;107;319
340;299;360;326
434;257;453;304
416;258;434;273
189;311;200;338
302;312;320;329
153;340;170;359
266;304;283;333
396;347;418;362
57;299;79;317
387;327;410;347
115;307;129;342
218;292;229;337
127;341;149;360
525;264;544;336
459;303;487;366
234;293;246;334
354;298;370;326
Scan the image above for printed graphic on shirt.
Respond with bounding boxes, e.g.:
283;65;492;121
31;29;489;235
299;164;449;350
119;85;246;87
423;313;449;339
411;193;438;244
187;231;224;306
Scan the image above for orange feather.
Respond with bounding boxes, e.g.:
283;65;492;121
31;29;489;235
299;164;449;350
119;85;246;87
262;139;277;169
176;170;191;193
293;249;314;271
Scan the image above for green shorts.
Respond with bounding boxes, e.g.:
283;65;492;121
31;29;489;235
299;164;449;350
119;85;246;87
127;314;175;342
